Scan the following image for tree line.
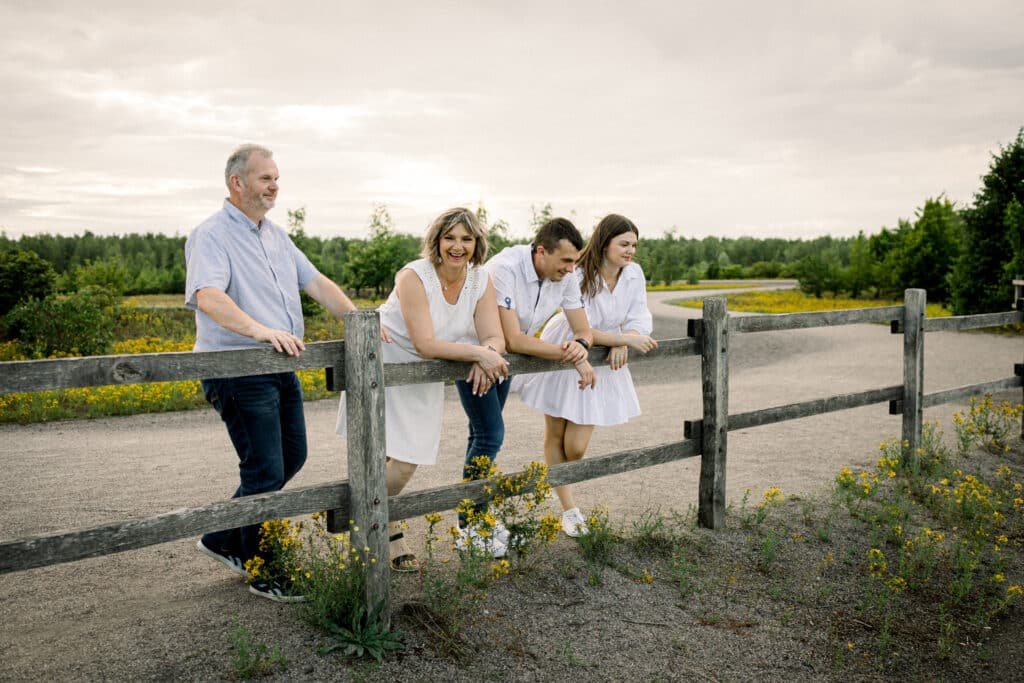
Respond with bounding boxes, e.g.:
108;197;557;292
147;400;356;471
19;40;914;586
1;127;1022;345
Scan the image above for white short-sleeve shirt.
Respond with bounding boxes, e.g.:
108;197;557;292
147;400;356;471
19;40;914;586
483;245;584;336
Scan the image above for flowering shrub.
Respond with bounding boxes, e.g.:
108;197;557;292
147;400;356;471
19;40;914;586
953;394;1023;455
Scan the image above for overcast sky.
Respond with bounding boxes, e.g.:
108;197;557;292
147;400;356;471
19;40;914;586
1;1;1022;241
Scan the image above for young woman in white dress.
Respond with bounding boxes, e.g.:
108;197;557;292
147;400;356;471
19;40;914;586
337;208;509;568
517;214;657;536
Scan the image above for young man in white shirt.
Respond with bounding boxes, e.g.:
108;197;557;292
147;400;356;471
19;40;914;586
455;218;595;555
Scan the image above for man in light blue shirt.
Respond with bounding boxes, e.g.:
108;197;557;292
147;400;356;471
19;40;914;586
186;144;356;602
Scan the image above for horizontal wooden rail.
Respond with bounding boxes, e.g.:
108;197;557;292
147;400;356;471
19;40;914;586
732;306;905;333
888;375;1023;415
687;306;904;337
0;337;700;396
390;439;699;521
0;437;699;575
0;342;347;396
0;480;350;575
683;384;904;440
890;309;1023;334
384;337;699;387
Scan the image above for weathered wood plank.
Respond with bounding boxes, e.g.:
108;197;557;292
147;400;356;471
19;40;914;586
388;440;700;521
1;437;702;574
0;481;349;574
685;385;904;438
730;306;904;334
382;337;699;387
891;310;1023;333
902;289;926;472
342;311;390;621
0;341;347;395
0;338;698;395
889;376;1024;414
698;297;728;530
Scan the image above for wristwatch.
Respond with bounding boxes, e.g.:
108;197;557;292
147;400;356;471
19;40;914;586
574;338;590;351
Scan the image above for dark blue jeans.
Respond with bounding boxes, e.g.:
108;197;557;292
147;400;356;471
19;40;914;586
455;378;510;524
200;372;307;563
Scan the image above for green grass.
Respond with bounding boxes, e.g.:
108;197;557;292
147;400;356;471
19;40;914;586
646;281;785;292
672;289;953;318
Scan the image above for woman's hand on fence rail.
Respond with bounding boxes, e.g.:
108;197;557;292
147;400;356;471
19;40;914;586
624;334;658;354
608;345;629;370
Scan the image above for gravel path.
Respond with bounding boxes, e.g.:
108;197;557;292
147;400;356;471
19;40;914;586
1;285;1020;680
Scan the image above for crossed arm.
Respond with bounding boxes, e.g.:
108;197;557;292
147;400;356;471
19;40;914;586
498;306;596;389
396;269;509;394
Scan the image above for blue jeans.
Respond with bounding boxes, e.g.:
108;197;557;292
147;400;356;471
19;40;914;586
455;378;510;524
200;372;307;563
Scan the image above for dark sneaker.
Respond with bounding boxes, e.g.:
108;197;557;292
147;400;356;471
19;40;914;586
196;538;247;578
249;578;305;603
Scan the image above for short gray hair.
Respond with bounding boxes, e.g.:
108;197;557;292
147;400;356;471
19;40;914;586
224;144;273;188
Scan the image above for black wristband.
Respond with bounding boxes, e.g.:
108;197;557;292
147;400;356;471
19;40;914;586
574;338;590;351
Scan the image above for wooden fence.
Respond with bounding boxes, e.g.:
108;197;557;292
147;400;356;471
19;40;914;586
1;288;1022;620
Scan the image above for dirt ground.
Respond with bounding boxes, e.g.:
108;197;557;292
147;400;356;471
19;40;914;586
1;288;1021;681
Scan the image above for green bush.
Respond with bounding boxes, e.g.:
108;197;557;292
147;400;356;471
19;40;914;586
73;258;132;297
5;286;120;357
0;250;57;317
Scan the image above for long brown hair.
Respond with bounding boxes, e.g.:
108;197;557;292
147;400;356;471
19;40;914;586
577;214;639;298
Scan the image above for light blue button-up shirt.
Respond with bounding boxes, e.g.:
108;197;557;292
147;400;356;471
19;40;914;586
185;199;319;352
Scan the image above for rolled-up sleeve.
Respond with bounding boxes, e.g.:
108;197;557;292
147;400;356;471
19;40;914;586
491;264;516;311
560;272;584;311
622;265;653;335
184;230;230;310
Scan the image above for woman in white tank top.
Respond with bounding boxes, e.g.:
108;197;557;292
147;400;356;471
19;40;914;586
337;208;508;569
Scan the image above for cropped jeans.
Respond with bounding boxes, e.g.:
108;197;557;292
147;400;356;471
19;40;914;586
455;377;511;524
200;372;307;563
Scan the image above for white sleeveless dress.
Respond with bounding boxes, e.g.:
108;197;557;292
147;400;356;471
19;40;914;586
517;263;653;426
336;259;486;465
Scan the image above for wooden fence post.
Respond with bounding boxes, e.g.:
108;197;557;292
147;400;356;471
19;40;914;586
1016;280;1023;441
698;297;729;529
343;311;390;623
902;289;926;473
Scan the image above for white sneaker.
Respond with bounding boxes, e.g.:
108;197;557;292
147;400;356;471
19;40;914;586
562;508;588;538
456;525;508;558
493;521;511;547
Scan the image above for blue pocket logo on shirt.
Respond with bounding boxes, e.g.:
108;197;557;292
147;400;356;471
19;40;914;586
504;296;512;309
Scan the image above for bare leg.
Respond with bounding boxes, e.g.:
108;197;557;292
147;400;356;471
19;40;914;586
385;459;418;568
386;458;417;497
542;415;572;509
556;422;595;512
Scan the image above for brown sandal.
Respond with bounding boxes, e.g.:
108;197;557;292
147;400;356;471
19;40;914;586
389;532;419;573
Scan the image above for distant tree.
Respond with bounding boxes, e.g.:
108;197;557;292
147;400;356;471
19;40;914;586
475;203;514;254
896;197;962;302
73;258;132;296
0;250;57;317
950;129;1024;314
343;205;418;298
796;250;842;298
528;203;554;234
844;231;876;299
1002;197;1024;293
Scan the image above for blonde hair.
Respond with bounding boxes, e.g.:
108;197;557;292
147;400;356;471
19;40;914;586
421;207;489;266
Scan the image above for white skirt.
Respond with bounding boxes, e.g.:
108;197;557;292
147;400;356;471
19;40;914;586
516;364;641;426
336;342;444;466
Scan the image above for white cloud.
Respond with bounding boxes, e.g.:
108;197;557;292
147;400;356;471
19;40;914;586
0;1;1022;239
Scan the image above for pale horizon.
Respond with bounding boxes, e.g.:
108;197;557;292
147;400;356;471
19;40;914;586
2;1;1022;241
